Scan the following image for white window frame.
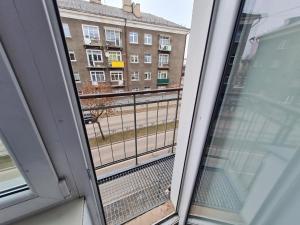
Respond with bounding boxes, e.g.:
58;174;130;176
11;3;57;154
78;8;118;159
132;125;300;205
144;86;151;91
131;72;139;81
86;49;103;67
132;88;139;92
105;28;122;47
73;72;81;83
144;34;152;45
90;71;105;85
144;53;152;64
68;50;76;62
159;35;171;46
110;71;123;81
144;72;152;80
158;54;169;66
62;23;71;38
82;24;100;41
170;1;243;224
130;54;139;63
158;70;168;79
107;51;122;61
129;32;138;44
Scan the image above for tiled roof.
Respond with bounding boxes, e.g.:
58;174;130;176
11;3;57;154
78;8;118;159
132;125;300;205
57;0;188;30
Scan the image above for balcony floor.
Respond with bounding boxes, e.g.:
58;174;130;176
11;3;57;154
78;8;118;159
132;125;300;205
98;155;174;225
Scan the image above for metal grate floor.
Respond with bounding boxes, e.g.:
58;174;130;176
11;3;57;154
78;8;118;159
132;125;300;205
193;168;242;212
98;155;174;225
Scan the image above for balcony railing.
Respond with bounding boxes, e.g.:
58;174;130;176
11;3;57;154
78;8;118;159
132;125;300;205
79;88;181;224
79;88;181;171
159;44;172;52
157;78;169;85
108;60;124;68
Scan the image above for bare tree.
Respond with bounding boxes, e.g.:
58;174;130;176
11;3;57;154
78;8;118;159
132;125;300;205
79;82;113;140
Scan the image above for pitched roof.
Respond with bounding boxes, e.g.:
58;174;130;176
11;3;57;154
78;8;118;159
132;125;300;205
57;0;189;30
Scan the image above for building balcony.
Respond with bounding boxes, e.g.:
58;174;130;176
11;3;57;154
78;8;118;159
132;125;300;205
157;78;169;85
158;63;170;69
79;88;182;224
159;44;172;52
105;41;123;50
110;80;125;87
108;61;125;68
83;38;102;48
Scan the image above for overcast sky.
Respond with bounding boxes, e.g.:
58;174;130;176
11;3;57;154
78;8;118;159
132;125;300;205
101;0;194;28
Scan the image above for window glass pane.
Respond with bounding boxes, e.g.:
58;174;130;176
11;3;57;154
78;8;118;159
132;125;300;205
188;0;300;224
0;137;26;196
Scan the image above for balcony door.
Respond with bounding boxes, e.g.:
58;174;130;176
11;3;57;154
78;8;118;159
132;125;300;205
172;0;300;224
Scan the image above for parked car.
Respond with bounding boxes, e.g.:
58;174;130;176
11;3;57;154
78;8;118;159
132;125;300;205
83;112;97;124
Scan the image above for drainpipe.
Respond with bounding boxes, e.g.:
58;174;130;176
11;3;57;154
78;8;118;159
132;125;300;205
124;18;130;91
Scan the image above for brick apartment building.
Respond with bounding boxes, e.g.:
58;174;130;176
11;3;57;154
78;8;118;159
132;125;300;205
57;0;189;93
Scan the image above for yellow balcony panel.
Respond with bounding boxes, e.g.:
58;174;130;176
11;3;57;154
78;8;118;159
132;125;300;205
111;61;124;68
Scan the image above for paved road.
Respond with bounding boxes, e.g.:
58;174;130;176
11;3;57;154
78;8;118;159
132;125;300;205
90;130;176;167
85;104;180;138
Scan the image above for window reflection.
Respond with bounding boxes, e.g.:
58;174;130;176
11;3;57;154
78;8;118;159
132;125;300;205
189;0;300;224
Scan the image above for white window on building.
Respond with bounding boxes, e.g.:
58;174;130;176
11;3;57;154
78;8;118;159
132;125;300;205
144;86;151;91
144;54;152;63
62;23;71;38
82;24;100;41
130;54;139;63
131;72;139;81
144;72;151;80
158;70;168;79
86;50;103;67
158;54;169;66
110;71;123;81
69;51;76;61
73;72;81;83
144;34;152;45
159;35;171;46
132;88;139;92
105;28;122;47
108;51;122;61
90;71;105;85
129;32;138;44
157;86;167;90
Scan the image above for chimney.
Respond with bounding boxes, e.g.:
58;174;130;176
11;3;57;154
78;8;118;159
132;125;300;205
123;0;132;13
90;0;101;4
132;3;141;18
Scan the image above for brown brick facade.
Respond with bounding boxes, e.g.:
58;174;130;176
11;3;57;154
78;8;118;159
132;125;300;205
61;16;187;92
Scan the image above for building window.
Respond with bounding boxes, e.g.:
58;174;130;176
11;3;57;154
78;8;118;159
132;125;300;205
69;51;76;62
62;23;71;38
159;35;171;46
157;86;166;90
130;54;139;63
108;51;122;61
131;72;139;81
129;32;138;44
144;72;151;80
86;49;103;67
82;24;100;41
158;70;168;79
105;28;121;47
158;54;169;66
90;71;105;85
73;72;81;83
144;34;152;45
144;54;152;63
132;88;139;92
144;86;151;91
110;71;123;81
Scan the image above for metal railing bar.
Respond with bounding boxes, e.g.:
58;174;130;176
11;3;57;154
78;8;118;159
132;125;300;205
80;88;183;99
95;144;176;172
171;90;180;153
146;103;149;152
105;108;115;162
81;97;182;112
155;102;160;150
164;101;169;147
119;106;127;158
133;94;138;165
